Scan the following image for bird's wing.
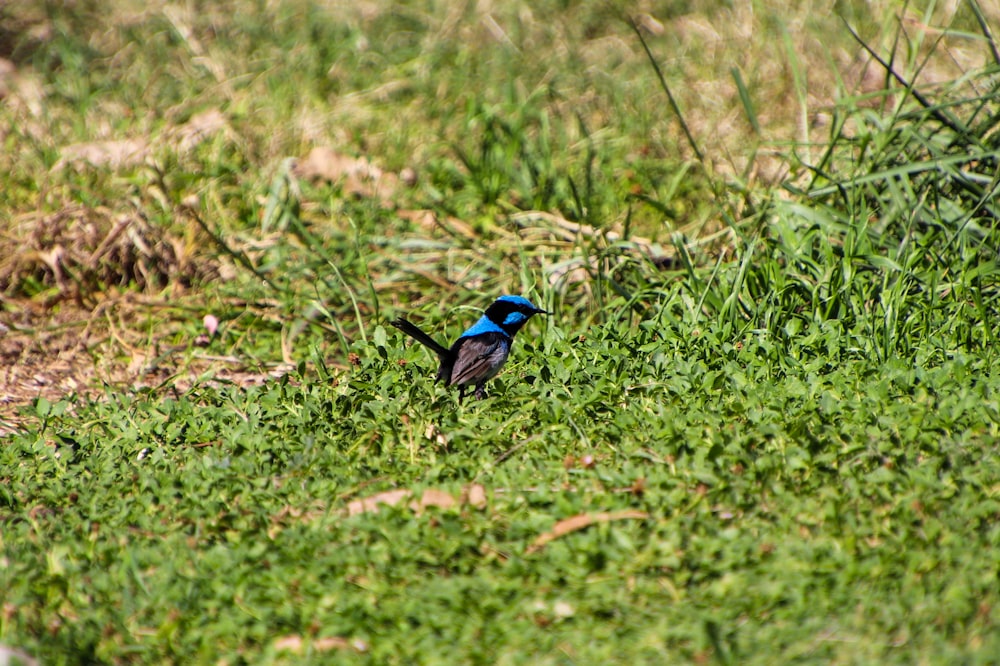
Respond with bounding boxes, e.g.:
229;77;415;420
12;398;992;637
448;333;509;387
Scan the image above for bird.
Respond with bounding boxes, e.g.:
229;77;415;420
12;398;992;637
391;295;548;402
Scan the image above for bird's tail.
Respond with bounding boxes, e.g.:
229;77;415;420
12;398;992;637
390;318;450;357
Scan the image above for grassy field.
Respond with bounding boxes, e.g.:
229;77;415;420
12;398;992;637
3;0;1000;663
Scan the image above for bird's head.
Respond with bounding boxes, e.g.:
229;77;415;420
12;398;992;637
485;295;549;334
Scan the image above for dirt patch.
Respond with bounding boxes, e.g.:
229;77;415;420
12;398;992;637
1;300;122;430
0;189;248;434
0;296;289;436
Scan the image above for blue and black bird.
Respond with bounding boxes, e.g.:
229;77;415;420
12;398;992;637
391;295;548;402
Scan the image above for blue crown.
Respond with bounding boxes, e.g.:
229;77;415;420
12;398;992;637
496;295;540;310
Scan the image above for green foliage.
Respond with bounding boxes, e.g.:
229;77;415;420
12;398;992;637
5;321;1000;664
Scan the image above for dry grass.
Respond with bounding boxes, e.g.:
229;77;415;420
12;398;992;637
0;205;219;305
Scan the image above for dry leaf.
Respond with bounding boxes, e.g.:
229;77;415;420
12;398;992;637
274;635;366;653
416;488;458;510
462;483;487;508
294;147;377;181
346;484;488;516
293;147;398;202
172;109;228;151
526;510;648;554
347;488;411;516
273;635;304;651
56;138;150;169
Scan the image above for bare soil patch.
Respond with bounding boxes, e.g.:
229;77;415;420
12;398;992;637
0;295;285;435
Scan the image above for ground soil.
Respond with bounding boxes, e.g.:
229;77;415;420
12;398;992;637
0;295;284;436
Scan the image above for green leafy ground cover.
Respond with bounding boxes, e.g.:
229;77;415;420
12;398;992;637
2;1;1000;663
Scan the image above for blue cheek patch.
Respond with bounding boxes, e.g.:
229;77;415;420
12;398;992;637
503;312;529;327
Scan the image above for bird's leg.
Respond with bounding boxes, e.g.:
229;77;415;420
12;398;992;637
458;385;466;404
474;383;488;400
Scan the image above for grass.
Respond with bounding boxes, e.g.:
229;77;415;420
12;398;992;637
2;0;1000;663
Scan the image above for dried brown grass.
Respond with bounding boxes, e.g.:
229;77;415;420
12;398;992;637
0;205;219;305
